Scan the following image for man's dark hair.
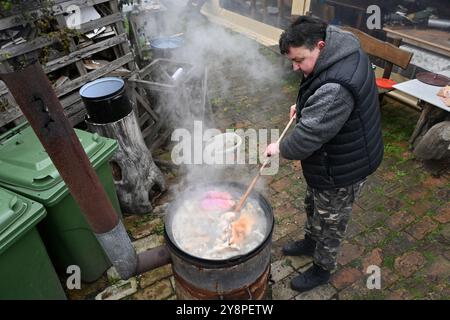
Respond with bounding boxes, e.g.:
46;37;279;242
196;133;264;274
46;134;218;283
279;16;328;54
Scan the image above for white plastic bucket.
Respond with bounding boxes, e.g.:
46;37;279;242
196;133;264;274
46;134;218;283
205;132;242;165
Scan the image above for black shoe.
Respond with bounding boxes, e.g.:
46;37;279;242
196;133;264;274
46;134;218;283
282;235;315;256
290;263;331;292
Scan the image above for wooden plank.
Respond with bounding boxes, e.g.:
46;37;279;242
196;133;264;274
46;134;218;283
55;52;134;97
0;32;126;91
0;88;83;128
44;33;128;73
326;0;366;11
133;88;160;121
384;27;450;59
0;93;21;128
51;0;111;15
385;90;420;111
63;100;87;126
0;0;111;31
1;1;132;128
1;54;133;127
60;91;83;107
138;112;151;127
292;0;311;15
0;13;123;69
342;26;413;69
133;79;176;92
0;35;57;61
138;58;193;79
108;0;135;71
0;81;8;96
55;15;87;76
0;10;45;31
382;37;402;79
79;12;123;34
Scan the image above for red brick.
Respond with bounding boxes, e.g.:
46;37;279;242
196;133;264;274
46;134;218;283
129;218;163;240
386;289;412;300
362;248;383;271
385;198;403;212
434;206;450;224
270;177;292;193
352;204;364;218
274;203;298;221
337;243;364;266
412;202;432;217
424;257;450;283
331;268;363;290
444;250;450;261
422;176;446;188
408;189;425;202
382;171;396;181
394;251;426;277
401;151;412;160
386;211;416;231
406;216;438;240
382;268;399;289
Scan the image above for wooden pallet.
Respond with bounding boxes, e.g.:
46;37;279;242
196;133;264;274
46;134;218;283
0;0;136;128
128;58;211;151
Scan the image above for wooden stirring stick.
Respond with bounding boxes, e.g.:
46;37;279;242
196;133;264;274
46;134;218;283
233;115;296;212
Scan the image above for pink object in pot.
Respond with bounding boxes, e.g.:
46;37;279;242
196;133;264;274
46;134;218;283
201;191;234;211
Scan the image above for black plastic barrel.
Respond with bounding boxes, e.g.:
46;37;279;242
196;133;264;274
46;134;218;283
80;77;132;124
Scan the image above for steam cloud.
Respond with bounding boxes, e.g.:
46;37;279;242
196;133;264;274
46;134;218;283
139;0;283;195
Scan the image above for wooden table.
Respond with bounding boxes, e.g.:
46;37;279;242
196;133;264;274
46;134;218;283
393;79;450;146
384;26;450;59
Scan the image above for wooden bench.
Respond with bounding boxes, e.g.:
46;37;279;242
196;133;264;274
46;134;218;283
342;26;414;105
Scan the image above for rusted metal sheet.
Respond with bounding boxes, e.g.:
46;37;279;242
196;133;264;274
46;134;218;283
0;62;119;233
174;265;270;300
136;245;172;275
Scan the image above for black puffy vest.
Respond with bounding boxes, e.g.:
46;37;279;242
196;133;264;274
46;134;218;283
297;49;384;189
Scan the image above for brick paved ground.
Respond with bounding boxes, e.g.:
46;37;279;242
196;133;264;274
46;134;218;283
65;29;449;301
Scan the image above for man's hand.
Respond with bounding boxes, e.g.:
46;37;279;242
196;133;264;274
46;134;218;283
290;104;297;119
264;142;280;157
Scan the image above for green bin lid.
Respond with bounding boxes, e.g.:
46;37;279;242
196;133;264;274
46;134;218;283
0;187;46;255
0;123;118;206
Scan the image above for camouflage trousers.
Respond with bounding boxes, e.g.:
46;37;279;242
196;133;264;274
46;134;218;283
304;179;366;271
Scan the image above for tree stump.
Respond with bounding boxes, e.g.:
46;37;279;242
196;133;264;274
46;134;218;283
87;110;166;215
414;121;450;160
410;102;450;148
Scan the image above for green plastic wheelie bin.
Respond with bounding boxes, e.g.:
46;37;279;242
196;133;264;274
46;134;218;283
0;123;122;283
0;186;66;299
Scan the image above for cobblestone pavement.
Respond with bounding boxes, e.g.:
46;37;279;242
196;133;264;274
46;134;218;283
65;32;449;301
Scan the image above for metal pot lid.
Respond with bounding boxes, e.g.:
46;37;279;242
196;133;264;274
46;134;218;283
416;72;450;86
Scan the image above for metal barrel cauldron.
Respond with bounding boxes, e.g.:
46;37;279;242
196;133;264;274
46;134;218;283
164;182;274;300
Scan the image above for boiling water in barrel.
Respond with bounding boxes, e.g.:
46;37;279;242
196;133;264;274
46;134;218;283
171;188;267;260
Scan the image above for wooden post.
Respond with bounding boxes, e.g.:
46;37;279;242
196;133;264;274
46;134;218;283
109;0;136;72
383;37;402;79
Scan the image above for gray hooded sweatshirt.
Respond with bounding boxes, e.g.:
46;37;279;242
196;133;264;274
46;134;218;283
280;26;362;160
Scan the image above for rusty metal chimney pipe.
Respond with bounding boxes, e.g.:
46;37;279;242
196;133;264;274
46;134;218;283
136;245;172;275
0;62;170;279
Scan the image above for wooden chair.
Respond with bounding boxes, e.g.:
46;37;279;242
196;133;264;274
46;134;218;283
342;26;413;104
